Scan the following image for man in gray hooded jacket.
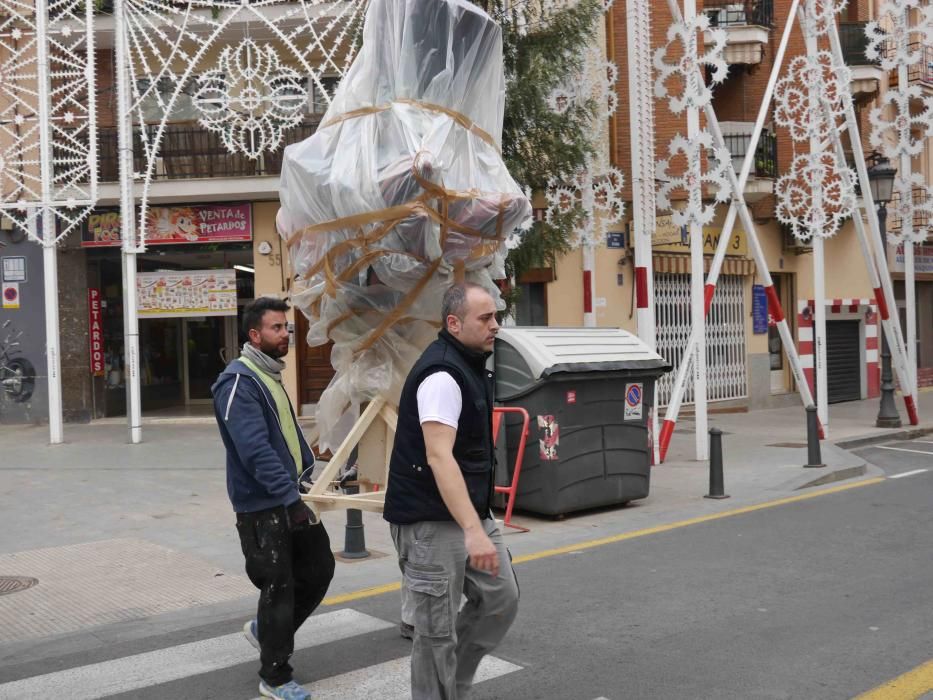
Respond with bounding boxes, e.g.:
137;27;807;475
212;296;334;700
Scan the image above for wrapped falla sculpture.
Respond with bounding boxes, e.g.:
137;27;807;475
277;0;532;451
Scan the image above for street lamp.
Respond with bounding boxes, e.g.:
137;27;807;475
866;152;901;428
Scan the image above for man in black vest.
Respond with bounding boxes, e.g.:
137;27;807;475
384;281;519;700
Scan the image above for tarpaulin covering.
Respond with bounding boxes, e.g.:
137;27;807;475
278;0;531;450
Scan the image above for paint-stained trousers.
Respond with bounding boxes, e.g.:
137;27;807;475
391;518;520;700
236;505;335;686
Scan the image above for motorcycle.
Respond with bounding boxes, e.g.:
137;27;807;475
0;319;36;403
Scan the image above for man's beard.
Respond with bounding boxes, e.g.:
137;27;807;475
260;340;286;359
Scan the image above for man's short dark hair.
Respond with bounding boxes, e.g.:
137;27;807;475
243;296;289;335
441;282;487;326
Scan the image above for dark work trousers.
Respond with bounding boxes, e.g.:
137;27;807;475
235;505;335;686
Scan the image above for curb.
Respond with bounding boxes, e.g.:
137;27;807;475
794;463;868;490
833;425;933;450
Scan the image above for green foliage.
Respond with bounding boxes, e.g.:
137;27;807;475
472;0;604;313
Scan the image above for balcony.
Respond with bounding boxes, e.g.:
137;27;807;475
703;1;773;66
719;123;778;203
839;22;884;99
90;1;350;49
95;119;320;204
889;43;933;92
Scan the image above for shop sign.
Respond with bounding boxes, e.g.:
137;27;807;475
88;288;104;376
893;244;933;275
136;269;237;318
653;224;748;256
653;215;684;246
752;284;768;335
81;203;252;247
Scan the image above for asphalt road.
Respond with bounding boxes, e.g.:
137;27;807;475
0;438;931;700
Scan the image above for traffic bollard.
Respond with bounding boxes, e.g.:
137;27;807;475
704;428;730;499
340;478;370;560
803;405;826;468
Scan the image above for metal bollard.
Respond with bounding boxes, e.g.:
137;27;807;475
340;465;370;559
704;428;730;499
803;405;826;468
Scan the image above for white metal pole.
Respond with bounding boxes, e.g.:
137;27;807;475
905;240;916;394
626;0;659;461
657;0;817;461
799;12;829;434
899;31;917;396
825;18;919;424
34;2;63;444
37;218;63;444
115;0;142;443
683;0;707;461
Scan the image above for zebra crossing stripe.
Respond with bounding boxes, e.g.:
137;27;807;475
250;654;523;700
0;609;393;700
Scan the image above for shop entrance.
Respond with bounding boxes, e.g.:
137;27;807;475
139;316;238;408
183;317;238;403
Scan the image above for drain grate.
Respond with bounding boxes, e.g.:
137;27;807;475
767;442;807;448
0;576;38;596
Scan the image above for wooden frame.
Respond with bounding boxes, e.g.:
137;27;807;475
302;397;398;515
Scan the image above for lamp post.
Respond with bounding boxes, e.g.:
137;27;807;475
866;152;901;428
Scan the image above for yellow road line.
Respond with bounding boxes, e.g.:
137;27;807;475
513;477;884;564
322;476;885;606
853;658;933;699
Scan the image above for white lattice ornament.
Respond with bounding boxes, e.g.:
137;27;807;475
0;0;97;246
117;0;366;249
547;44;619;121
889;173;933;245
776;152;857;241
865;0;933;69
801;0;848;37
869;86;933;158
194;39;308;159
774;52;852;143
653;16;728;115
545;166;626;249
657;132;732;228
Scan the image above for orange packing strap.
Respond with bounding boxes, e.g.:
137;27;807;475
319;99;499;153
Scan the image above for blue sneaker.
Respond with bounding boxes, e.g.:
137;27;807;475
259;679;311;700
243;619;260;652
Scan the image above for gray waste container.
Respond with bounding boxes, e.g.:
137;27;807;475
494;327;670;516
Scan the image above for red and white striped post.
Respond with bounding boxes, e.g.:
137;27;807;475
825;19;919;425
658;0;817;462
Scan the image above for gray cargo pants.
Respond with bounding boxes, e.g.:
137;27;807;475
391;518;519;700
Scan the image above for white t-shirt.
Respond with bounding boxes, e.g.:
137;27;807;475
416;371;462;430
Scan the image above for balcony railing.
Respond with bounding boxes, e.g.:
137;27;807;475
720;130;778;179
892;187;932;232
891;43;933;87
703;0;774;28
839;22;879;66
97;119;320;182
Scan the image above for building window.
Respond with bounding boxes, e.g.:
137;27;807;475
515;282;548;326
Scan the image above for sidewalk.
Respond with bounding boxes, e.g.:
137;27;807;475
0;390;930;659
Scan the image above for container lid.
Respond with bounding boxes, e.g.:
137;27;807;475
495;327;670;380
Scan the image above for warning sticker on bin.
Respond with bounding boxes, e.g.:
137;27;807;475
537;415;559;461
624;383;643;421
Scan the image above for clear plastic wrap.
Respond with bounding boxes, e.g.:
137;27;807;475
277;0;532;450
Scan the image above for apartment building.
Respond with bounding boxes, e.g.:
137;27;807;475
521;0;932;411
47;5;351;421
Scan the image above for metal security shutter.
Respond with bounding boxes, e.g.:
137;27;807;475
826;320;861;403
655;274;748;406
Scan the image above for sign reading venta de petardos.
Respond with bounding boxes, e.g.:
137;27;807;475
80;203;253;247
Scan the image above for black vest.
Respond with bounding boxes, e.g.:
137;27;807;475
383;330;495;524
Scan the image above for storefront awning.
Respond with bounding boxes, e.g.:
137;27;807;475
652;253;756;276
